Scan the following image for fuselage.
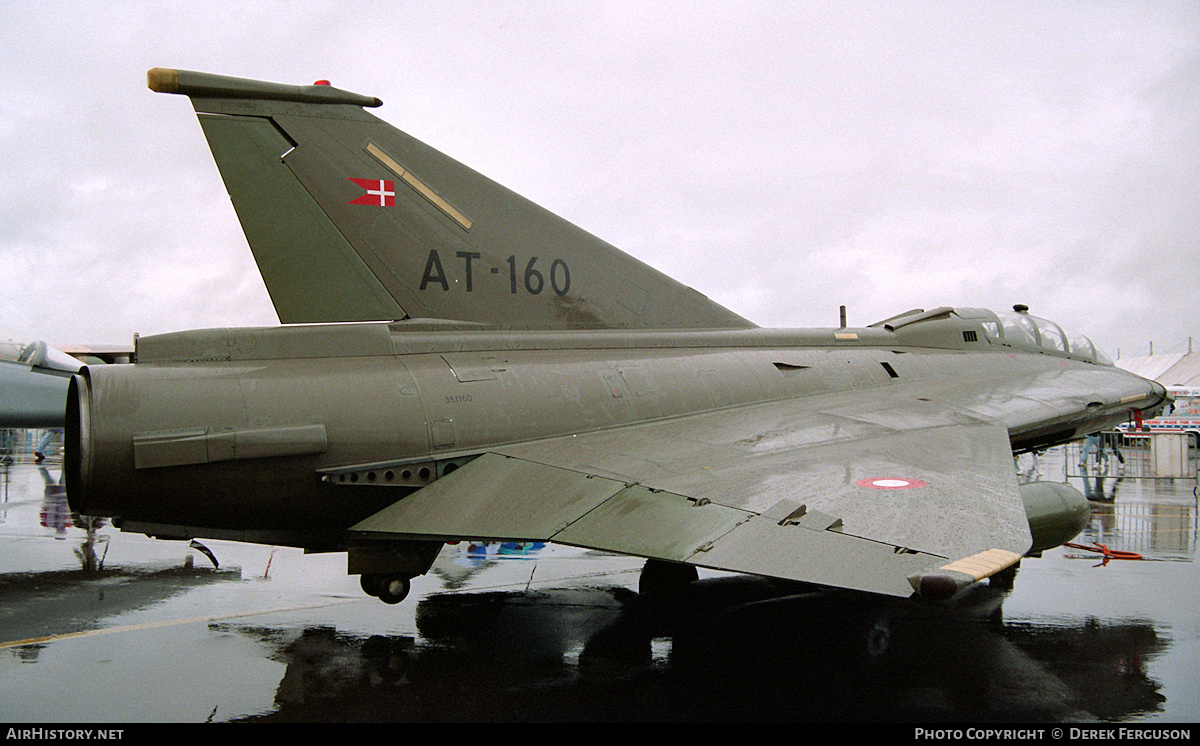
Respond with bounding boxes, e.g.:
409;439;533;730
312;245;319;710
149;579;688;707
65;310;1167;551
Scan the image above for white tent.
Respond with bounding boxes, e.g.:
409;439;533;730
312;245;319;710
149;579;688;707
1118;351;1200;387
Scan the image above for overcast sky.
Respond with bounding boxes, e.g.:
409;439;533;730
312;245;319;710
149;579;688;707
1;2;1197;361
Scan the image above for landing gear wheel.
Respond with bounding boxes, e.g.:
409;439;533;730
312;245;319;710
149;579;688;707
376;575;411;605
360;573;380;597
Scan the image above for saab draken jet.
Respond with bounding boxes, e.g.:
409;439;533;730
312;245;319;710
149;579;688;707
64;69;1168;605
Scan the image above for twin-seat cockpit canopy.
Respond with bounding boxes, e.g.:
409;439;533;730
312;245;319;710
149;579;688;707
977;306;1112;364
877;306;1114;364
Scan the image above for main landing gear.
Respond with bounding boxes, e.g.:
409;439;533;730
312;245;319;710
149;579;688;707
350;540;442;606
639;559;699;600
360;573;413;604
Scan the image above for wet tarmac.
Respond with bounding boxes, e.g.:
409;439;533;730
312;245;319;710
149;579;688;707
1;445;1197;723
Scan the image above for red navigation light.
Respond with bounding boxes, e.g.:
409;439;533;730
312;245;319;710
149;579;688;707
313;79;331;86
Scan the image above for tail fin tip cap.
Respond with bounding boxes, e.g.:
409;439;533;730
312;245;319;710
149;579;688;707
146;67;382;108
147;67;179;94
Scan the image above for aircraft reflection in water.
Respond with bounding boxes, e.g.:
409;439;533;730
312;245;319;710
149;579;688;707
0;462;241;660
36;467;112;574
234;580;1166;722
1;450;1184;721
64;69;1168;609
0;458;108;573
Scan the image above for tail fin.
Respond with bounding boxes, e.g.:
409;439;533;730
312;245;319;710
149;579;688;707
149;68;754;330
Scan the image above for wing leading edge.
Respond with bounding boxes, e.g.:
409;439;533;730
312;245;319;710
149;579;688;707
349;395;1032;598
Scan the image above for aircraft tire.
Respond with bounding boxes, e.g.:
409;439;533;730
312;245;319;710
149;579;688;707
360;573;380;597
638;559;698;599
377;575;411;605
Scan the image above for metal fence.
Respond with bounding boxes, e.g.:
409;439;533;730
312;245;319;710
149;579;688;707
1062;436;1197;482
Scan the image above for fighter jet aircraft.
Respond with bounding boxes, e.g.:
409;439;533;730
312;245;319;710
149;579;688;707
0;332;131;428
0;331;83;428
64;69;1168;605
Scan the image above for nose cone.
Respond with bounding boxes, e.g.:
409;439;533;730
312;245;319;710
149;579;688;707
1151;379;1170;411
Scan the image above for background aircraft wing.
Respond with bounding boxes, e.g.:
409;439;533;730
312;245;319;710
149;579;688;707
0;334;132;427
350;390;1032;597
0;335;81;428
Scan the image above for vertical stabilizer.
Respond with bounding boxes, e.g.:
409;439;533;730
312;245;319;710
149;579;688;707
150;68;754;330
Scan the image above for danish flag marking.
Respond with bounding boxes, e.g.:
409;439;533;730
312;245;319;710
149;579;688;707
348;178;395;206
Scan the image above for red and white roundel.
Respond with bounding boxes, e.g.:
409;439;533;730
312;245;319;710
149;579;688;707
855;477;927;490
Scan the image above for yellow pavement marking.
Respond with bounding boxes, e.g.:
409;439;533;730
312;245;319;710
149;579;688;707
0;598;356;650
